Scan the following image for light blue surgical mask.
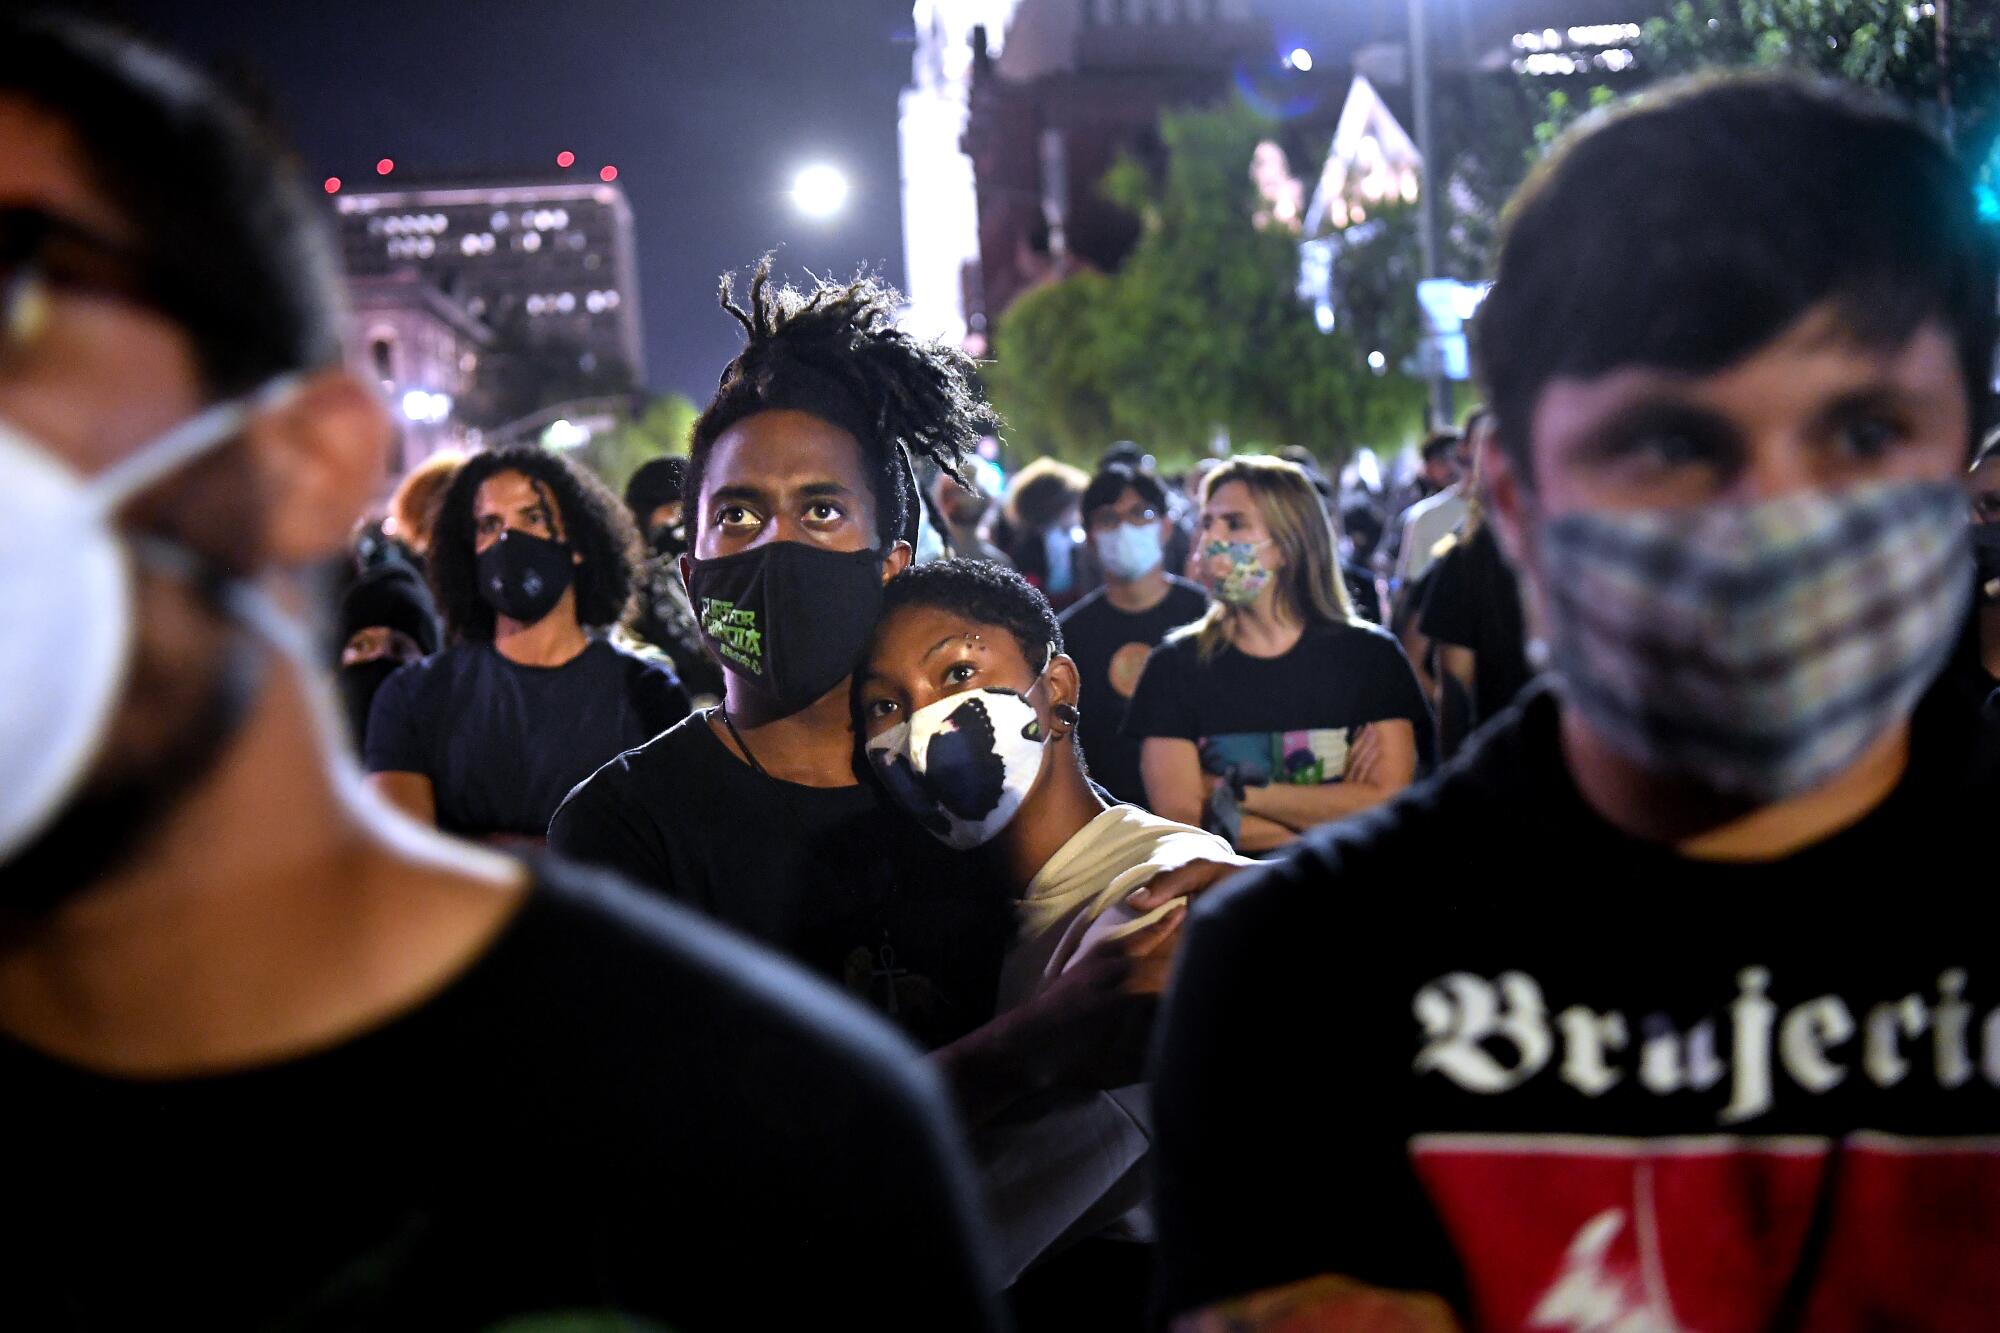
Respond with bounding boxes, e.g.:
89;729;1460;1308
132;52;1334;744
1096;521;1165;581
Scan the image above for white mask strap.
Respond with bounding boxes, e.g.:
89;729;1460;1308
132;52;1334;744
84;374;302;517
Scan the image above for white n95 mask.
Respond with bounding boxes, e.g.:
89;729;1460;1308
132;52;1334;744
0;377;298;862
867;681;1053;852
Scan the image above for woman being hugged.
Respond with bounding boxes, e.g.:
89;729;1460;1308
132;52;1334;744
1125;455;1433;853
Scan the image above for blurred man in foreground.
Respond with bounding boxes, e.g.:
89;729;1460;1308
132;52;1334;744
0;16;1001;1328
1157;73;2000;1330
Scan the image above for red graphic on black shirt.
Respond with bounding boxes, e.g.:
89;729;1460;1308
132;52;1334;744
1411;1135;2000;1331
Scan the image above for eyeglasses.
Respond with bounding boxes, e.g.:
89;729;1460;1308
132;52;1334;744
1085;505;1161;534
2;207;161;356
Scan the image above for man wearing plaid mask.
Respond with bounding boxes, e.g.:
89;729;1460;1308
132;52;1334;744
1154;74;2000;1332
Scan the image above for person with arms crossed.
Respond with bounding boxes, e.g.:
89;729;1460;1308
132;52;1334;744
1127;455;1432;853
1154;74;2000;1331
0;18;1001;1327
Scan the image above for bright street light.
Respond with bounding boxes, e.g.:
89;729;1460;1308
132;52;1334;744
1287;47;1313;71
791;163;850;220
401;389;451;424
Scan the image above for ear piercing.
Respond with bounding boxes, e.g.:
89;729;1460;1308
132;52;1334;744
1053;703;1080;726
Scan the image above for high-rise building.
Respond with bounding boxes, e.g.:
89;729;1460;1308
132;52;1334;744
333;176;645;391
899;0;1023;346
344;271;490;475
918;0;1269;335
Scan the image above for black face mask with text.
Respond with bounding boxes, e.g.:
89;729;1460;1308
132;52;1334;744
685;542;884;716
476;530;575;625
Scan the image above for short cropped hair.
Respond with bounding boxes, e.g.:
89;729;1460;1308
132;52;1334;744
1419;431;1462;464
624;456;687;523
879;558;1064;674
0;13;343;399
1475;72;1998;481
1082;463;1168;522
429;446;642;643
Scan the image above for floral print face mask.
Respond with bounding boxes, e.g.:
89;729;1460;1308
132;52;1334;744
1199;538;1276;607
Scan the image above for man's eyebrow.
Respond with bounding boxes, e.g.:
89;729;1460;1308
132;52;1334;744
799;480;859;499
1817;382;1923;416
707;483;769;507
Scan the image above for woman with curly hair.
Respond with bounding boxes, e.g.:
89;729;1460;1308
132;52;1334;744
365;445;689;840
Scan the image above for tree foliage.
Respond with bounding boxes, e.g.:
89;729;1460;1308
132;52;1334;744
986;101;1427;471
579;391;698;495
1532;0;2000;173
987;269;1118;463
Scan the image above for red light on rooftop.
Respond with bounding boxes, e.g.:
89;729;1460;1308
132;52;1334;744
375;158;394;176
323;177;341;194
556;150;576;168
599;165;618;182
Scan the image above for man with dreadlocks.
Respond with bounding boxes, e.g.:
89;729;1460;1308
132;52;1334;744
551;260;1222;1097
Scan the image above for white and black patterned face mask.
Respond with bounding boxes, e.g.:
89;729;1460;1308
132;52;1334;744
1535;478;1971;802
866;670;1053;851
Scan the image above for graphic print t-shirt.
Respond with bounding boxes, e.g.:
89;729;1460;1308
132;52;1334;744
1;858;1001;1331
1153;682;2000;1330
1058;577;1210;806
1121;618;1434;796
549;713;1012;1050
364;638;688;838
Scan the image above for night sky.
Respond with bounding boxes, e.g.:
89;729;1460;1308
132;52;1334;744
107;0;1372;402
111;0;923;402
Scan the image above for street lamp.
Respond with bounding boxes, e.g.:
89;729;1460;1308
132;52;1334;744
791;164;850;220
1409;0;1453;428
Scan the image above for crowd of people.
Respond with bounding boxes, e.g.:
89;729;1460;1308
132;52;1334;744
5;10;2000;1331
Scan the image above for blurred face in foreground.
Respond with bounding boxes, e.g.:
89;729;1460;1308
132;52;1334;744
0;92;387;902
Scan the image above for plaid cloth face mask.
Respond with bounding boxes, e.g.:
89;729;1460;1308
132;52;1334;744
1537;479;1972;802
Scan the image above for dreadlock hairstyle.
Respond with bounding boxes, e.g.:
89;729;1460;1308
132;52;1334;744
686;256;1000;551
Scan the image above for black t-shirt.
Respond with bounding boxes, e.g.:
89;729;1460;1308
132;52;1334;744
365;639;688;838
1059;577;1210;807
1122;618;1436;801
1341;559;1385;625
3;858;1001;1330
1419;524;1533;727
548;713;1013;1050
1154;681;2000;1326
1945;590;2000;725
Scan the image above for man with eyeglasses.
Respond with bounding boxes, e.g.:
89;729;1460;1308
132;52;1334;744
0;16;1001;1327
1058;463;1210;808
